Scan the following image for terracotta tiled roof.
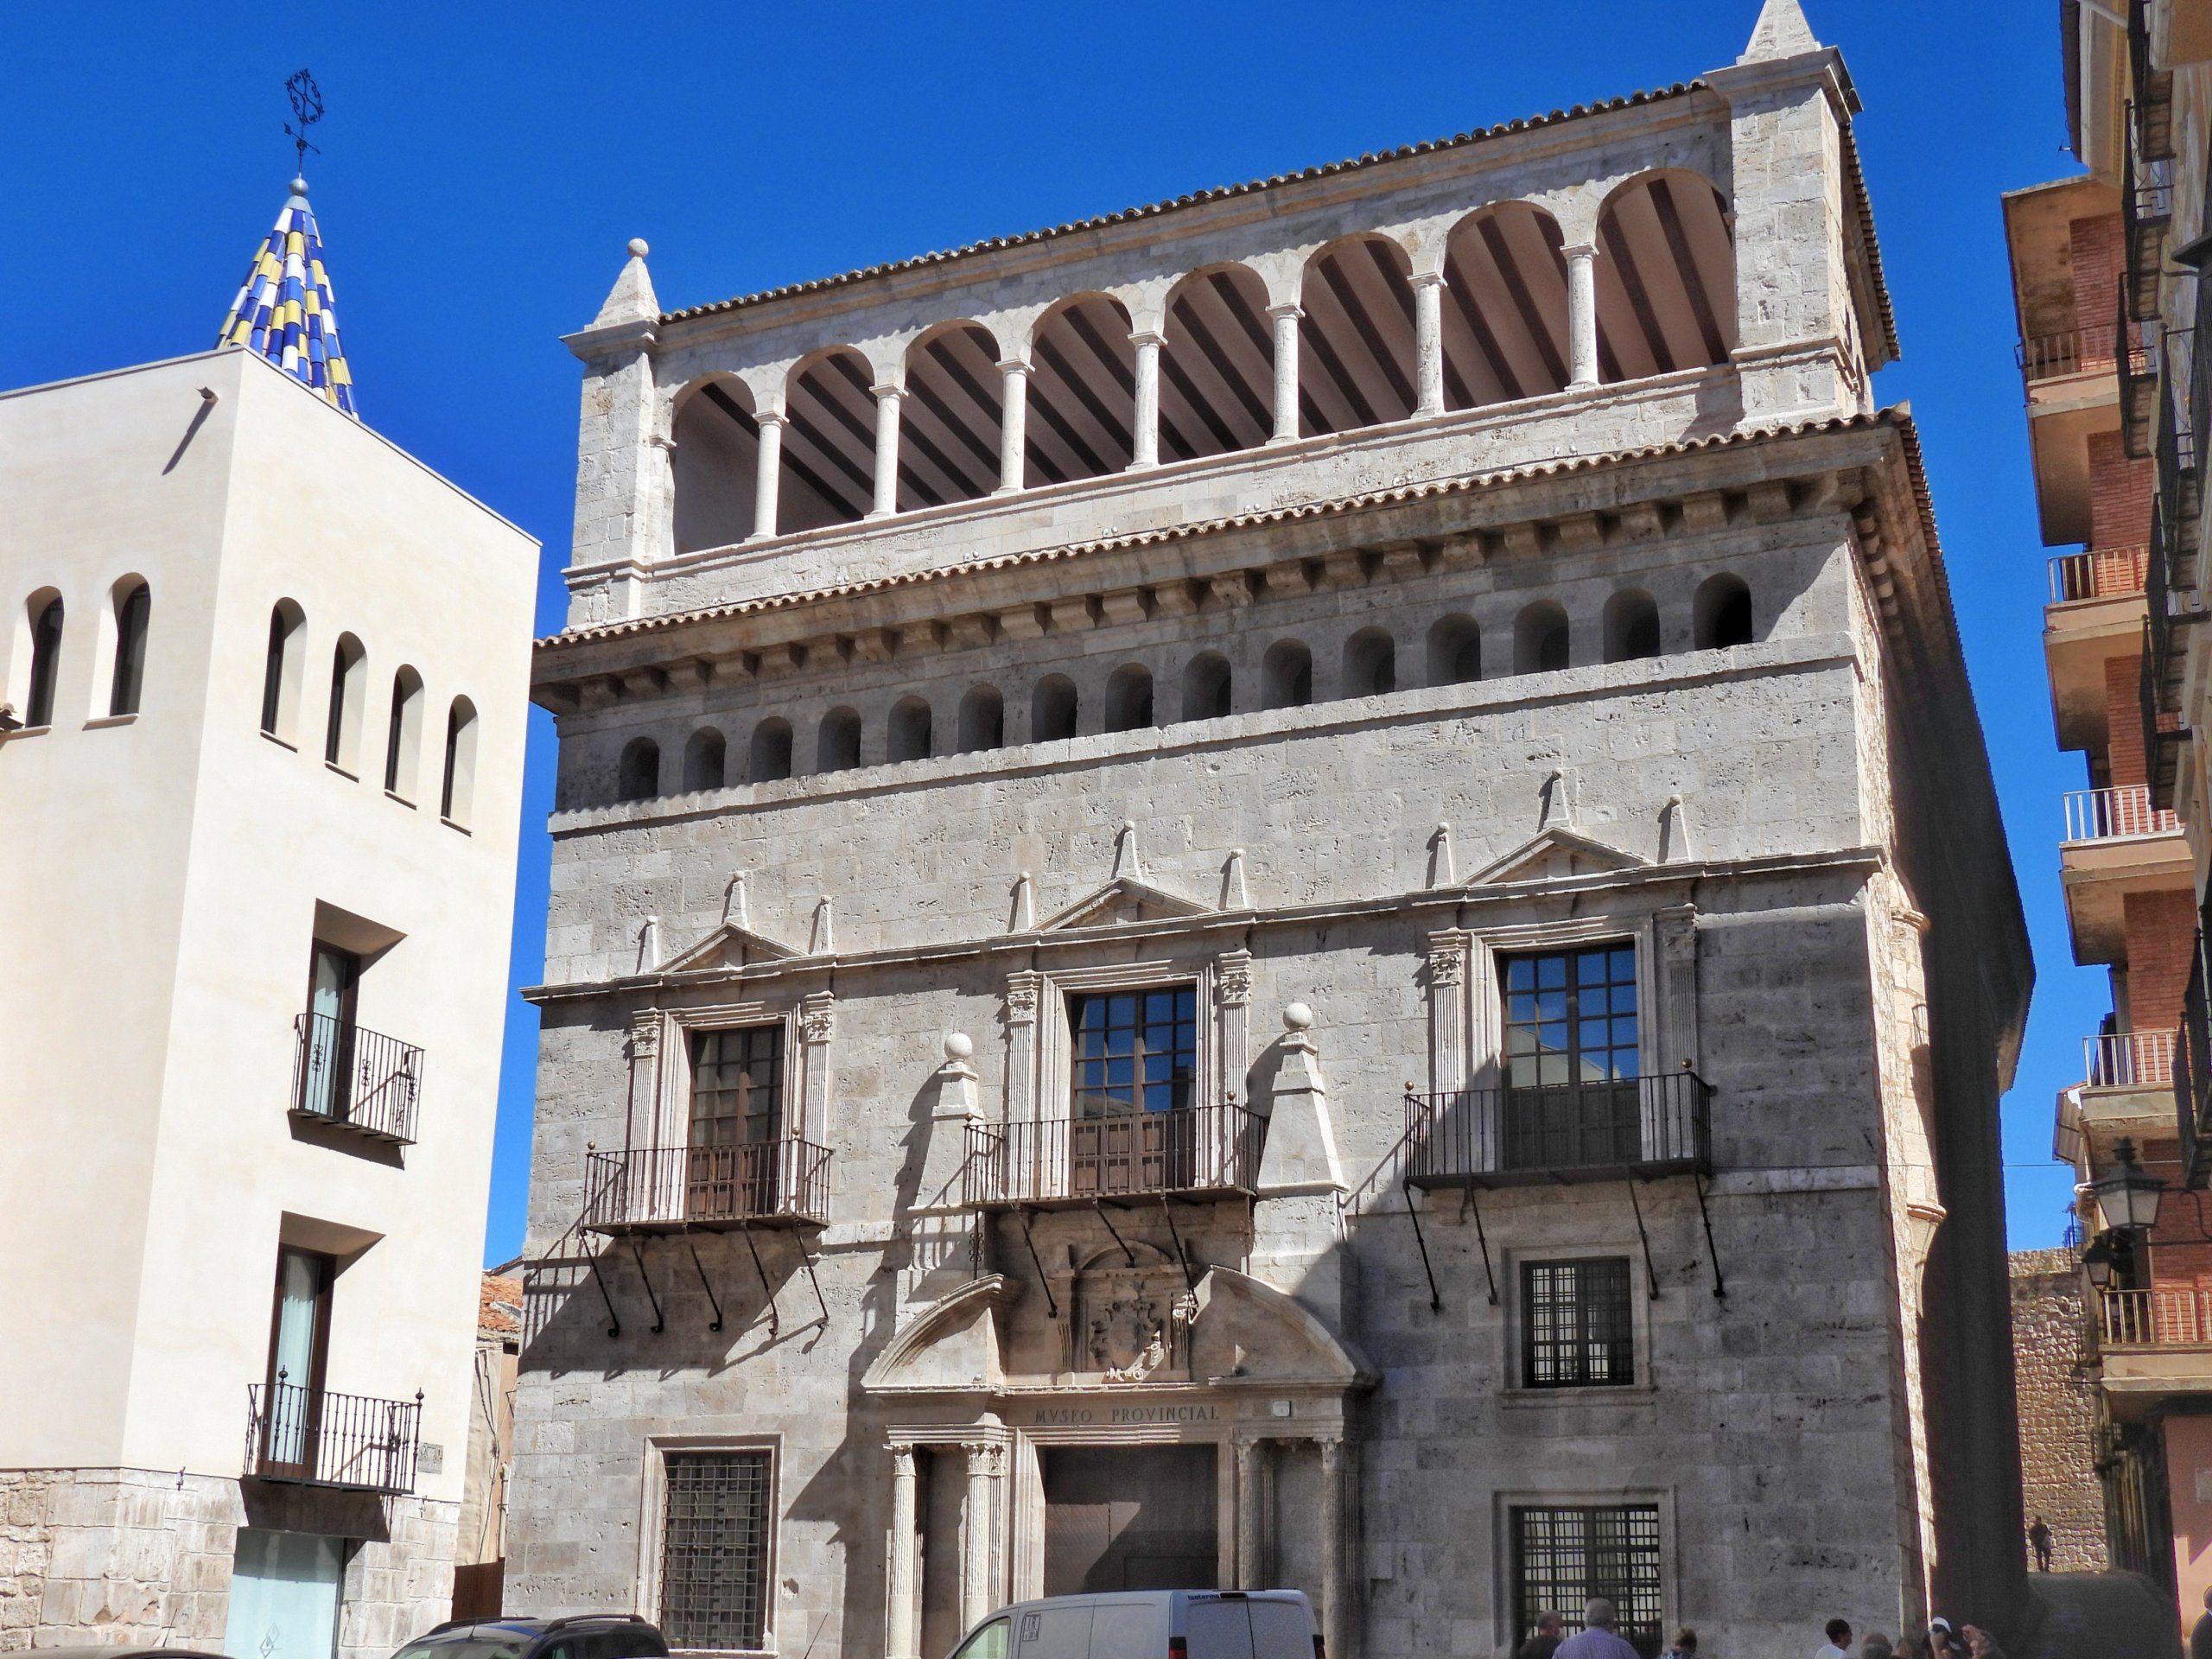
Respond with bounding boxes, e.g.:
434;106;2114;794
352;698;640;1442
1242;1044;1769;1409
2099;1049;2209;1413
537;408;1920;655
659;85;1705;324
480;1272;523;1338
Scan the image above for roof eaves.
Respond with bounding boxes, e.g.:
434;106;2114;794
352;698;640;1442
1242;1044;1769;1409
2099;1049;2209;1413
1838;120;1902;366
658;83;1706;324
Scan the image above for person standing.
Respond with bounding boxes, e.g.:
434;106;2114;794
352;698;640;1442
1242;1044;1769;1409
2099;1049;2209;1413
1516;1611;1565;1659
1555;1599;1642;1659
2028;1516;2053;1573
1860;1633;1894;1659
1663;1629;1697;1659
2190;1586;2212;1659
1816;1620;1853;1659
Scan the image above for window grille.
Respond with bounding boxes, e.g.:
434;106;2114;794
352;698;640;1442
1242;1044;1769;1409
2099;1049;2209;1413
691;1027;785;1147
1523;1259;1635;1388
1069;988;1198;1117
660;1450;773;1651
1510;1504;1662;1659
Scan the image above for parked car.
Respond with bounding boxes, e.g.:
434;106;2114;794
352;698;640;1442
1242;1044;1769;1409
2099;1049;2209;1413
391;1615;670;1659
946;1590;1321;1659
28;1649;232;1658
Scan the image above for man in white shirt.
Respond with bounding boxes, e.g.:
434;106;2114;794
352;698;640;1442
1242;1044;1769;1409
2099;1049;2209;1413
1554;1599;1642;1659
1816;1618;1854;1659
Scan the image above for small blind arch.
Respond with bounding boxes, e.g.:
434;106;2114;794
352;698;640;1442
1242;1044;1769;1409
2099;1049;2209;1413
618;735;661;802
442;697;480;825
1262;639;1313;709
1180;652;1232;722
749;718;793;783
683;727;728;791
1342;628;1396;699
887;696;933;763
108;579;151;717
1032;675;1079;742
1427;615;1481;685
817;708;861;773
1514;603;1570;675
1104;664;1154;733
1602;589;1662;663
957;685;1005;753
1694;574;1754;649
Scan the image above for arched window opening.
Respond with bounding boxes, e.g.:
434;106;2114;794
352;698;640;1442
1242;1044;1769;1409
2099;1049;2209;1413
749;718;793;783
1032;675;1079;742
817;707;861;774
1181;652;1233;722
1595;172;1738;384
1515;603;1571;675
22;593;65;728
261;600;307;741
442;697;480;826
323;633;366;771
1441;203;1572;408
1104;664;1154;733
1297;236;1419;437
672;377;760;554
617;736;660;803
957;685;1005;753
899;323;1005;507
683;727;728;791
1427;615;1482;685
887;696;934;763
108;580;150;718
385;668;423;798
779;347;880;534
1262;639;1314;709
1694;574;1754;649
1603;590;1662;664
1341;629;1396;699
1026;295;1136;486
1160;265;1275;463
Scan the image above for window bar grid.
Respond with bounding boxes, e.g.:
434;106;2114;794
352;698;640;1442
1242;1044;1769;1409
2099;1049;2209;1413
1512;1505;1663;1659
660;1451;772;1652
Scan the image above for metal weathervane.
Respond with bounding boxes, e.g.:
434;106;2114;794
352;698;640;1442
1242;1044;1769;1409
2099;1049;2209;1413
283;68;324;174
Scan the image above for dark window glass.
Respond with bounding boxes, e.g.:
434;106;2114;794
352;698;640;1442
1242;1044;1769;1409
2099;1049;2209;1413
261;608;288;734
1071;988;1198;1117
27;597;64;728
1523;1258;1634;1387
110;586;149;716
326;645;352;763
690;1027;785;1147
1503;947;1639;1088
659;1451;772;1650
1511;1504;1662;1659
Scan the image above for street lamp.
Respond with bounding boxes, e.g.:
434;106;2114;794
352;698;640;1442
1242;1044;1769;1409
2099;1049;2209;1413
2082;1234;2116;1288
2090;1137;2167;1236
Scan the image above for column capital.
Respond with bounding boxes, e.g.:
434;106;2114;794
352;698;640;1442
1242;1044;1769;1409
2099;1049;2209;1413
755;408;788;429
997;357;1031;377
872;382;904;402
889;1440;917;1470
1129;328;1168;351
1267;302;1305;322
1407;269;1449;290
1562;240;1599;261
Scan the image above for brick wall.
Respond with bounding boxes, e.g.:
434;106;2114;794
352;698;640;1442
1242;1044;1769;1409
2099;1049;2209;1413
2107;655;2149;787
2087;429;2154;551
2008;1249;2107;1573
2125;888;2196;1030
2071;214;2126;346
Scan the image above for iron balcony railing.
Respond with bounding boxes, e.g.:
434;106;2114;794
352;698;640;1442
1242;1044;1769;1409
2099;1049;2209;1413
2086;1028;2177;1089
2124;108;2174;321
2018;315;2154;391
2129;0;2175;163
2101;1286;2212;1348
1402;1071;1713;1188
580;1140;832;1232
2140;617;2191;813
291;1011;423;1145
2119;283;2160;458
245;1377;422;1495
963;1098;1262;1208
2179;923;2212;1188
2061;784;2180;842
2050;545;2151;602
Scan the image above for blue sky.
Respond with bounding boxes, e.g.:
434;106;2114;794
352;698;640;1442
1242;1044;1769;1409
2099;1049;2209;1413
0;0;2092;1264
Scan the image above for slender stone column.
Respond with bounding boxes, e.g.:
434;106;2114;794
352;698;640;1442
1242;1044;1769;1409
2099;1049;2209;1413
1130;331;1165;468
1268;305;1303;442
871;385;903;518
997;361;1029;493
750;412;785;541
1318;1436;1349;1659
1565;244;1600;390
1410;272;1447;416
962;1442;1001;1627
1235;1439;1263;1587
888;1444;919;1659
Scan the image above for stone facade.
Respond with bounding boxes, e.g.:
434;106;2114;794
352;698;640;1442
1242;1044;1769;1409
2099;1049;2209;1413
512;10;2031;1659
2007;1250;2107;1574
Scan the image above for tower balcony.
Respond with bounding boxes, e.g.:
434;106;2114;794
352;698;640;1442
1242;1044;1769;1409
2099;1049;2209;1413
1401;1071;1712;1189
963;1100;1262;1210
581;1141;832;1233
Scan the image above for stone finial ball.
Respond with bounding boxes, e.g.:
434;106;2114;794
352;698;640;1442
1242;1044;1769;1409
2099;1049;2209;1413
944;1032;974;1061
627;238;651;258
289;175;311;197
1284;1002;1314;1031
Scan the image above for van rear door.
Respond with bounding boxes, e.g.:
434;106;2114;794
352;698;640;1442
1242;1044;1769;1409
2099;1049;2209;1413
1183;1599;1255;1659
1246;1599;1314;1659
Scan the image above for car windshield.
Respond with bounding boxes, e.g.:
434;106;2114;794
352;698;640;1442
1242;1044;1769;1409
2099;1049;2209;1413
394;1640;531;1659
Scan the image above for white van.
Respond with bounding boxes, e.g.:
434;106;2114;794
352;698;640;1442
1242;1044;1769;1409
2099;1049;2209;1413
944;1590;1321;1659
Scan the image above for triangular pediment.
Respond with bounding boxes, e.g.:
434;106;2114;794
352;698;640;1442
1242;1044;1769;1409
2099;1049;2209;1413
1470;825;1648;887
1040;877;1213;931
661;921;807;972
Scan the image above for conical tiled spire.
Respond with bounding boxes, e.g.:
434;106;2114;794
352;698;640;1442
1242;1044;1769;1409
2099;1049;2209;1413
216;176;357;417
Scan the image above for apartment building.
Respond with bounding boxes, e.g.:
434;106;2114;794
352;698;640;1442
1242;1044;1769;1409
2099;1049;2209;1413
0;178;537;1659
508;4;2033;1656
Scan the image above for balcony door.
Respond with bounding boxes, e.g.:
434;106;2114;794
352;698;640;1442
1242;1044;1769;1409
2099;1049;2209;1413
262;1248;333;1478
302;944;361;1122
688;1026;785;1221
1068;988;1198;1196
1501;946;1641;1171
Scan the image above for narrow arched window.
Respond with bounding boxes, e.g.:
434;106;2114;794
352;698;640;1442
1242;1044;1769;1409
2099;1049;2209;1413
1262;640;1313;709
385;667;423;798
324;634;366;772
750;718;793;783
1603;590;1662;663
958;686;1005;753
618;736;661;802
442;697;480;826
1342;629;1395;699
1104;664;1154;733
1032;676;1079;742
261;601;307;741
24;594;64;728
817;708;861;773
109;582;150;717
1427;615;1481;685
1181;652;1232;722
1694;574;1754;649
683;727;727;791
887;696;933;763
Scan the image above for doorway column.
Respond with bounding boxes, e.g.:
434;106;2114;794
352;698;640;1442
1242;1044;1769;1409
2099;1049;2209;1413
1565;243;1600;391
1129;331;1165;469
1235;1438;1264;1588
963;1441;1002;1627
997;360;1029;493
1318;1436;1351;1659
871;385;904;518
888;1444;920;1659
1410;271;1447;416
1268;305;1303;442
749;412;785;541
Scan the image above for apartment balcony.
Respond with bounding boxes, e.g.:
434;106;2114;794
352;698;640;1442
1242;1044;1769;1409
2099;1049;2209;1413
580;1141;832;1233
1402;1071;1712;1190
245;1379;422;1496
2122;116;2172;321
2060;787;2190;964
963;1100;1262;1210
289;1012;423;1146
2050;546;2151;605
2097;1285;2212;1405
2128;0;2175;166
2046;545;2153;752
2075;1031;2181;1154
